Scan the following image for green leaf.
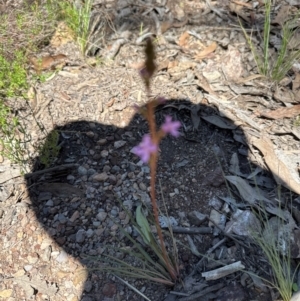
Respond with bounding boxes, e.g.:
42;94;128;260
293;283;298;292
136;205;151;244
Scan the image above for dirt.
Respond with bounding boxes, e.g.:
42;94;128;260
1;0;300;301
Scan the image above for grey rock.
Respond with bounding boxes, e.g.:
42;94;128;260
84;280;93;293
76;229;86;243
139;182;147;191
58;213;67;224
96;211;107;222
111;165;120;174
78;166;87;176
110;209;118;217
45;199;54;206
187;211;207;226
114;140;126;149
87;168;96;176
86;229;94;238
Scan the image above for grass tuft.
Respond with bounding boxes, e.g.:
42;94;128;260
241;0;300;82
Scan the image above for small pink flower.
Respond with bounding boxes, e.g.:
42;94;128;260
132;134;157;163
161;116;181;137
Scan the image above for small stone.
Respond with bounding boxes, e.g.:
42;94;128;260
86;229;94;238
70;211;80;222
103;165;111;172
56;250;68;263
111;165;120;173
139;182;147;191
114;140;126;149
92;172;108;182
24;265;33;272
76;229;86;243
187;211;207;226
97;139;107;145
102;282;117;297
101;150;109;157
119;211;127;220
108;175;117;184
87;168;96;176
84;280;93;293
96;211;107;222
110;209;118;217
58;214;67;224
45;199;54;206
78;166;87;176
86;131;94;138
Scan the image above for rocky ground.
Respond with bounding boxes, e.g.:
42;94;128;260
1;0;300;300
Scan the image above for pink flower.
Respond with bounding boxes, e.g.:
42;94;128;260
132;134;158;163
161;116;181;137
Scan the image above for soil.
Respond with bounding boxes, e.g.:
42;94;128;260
1;1;300;301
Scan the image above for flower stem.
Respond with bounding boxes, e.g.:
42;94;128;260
146;100;177;281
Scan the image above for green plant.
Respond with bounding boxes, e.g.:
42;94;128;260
294;115;300;126
47;0;92;54
0;50;28;98
250;206;299;301
38;130;60;167
241;0;300;81
0;100;29;170
85;204;177;287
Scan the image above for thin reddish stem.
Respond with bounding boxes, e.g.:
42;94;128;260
146;100;177;281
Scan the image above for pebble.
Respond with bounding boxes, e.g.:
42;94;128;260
92;172;108;182
96;211;107;222
76;229;86;243
87;168;96;176
114;140;126;149
56;250;68;263
78;166;87;176
86;229;94;238
45;199;54;206
139;182;147;191
101;150;109;157
97;138;106;145
69;211;80;222
58;214;67;224
24;265;33;272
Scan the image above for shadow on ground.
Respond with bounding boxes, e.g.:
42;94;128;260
24;99;300;301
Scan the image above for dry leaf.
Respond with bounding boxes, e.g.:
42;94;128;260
293;73;300;91
273;5;290;25
29;54;67;73
178;31;190;47
50;22;75;48
194;42;217;60
248;135;300;194
260;105;300;119
231;0;253;8
157;60;170;71
167;61;178;69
